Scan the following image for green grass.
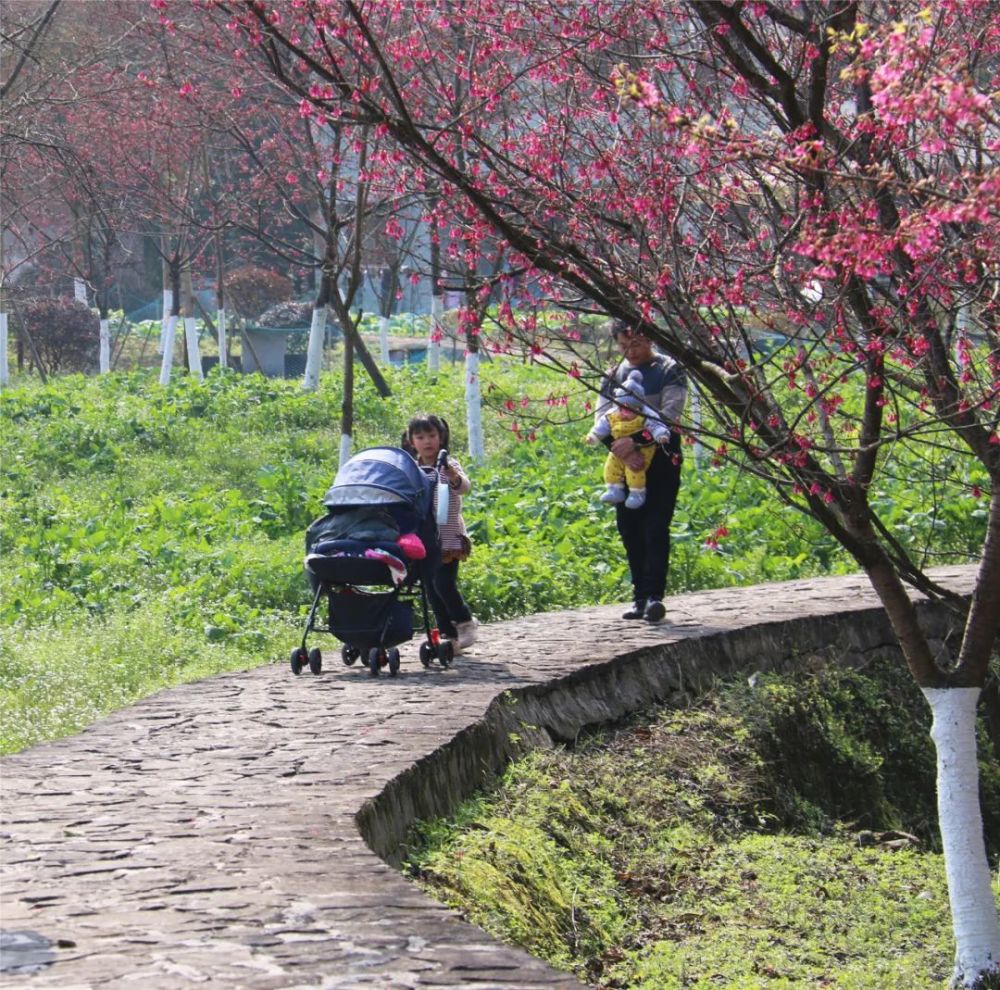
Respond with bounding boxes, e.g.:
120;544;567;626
0;598;291;752
617;834;955;990
1;360;987;754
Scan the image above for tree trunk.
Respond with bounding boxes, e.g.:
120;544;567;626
99;317;110;374
159;241;171;355
158;315;178;386
924;687;1000;988
303;304;327;391
463;289;485;461
159;287;172;356
465;345;484;460
215;236;228;369
0;234;7;385
429;290;443;375
158;261;181;385
217;308;228;370
379;313;391;365
427;200;442;375
378;265;393;364
183;316;203;381
181;267;202;381
0;311;8;386
340;329;354;467
303;260;333;391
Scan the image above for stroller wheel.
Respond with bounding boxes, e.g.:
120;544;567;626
341;645;359;666
438;640;455;669
388;648;401;676
308;648;323;675
368;648;382;677
418;642;433;668
290;647;306;676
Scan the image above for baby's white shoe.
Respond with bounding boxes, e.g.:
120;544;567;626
624;488;647;509
600;484;627;504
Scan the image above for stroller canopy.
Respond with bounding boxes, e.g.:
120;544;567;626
323;447;433;517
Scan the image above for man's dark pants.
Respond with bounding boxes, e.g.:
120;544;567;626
615;446;682;605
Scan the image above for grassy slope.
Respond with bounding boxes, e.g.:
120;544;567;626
407;660;1000;989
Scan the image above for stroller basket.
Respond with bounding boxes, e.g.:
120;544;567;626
329;591;413;652
306;552;404;587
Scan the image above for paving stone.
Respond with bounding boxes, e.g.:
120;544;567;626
0;567;975;988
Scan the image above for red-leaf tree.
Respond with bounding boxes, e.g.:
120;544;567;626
199;1;1000;982
0;0;117;379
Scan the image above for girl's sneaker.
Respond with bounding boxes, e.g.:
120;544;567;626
456;618;479;649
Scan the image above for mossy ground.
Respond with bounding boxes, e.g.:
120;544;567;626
405;658;1000;989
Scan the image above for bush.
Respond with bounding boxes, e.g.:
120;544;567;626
10;297;100;374
223;265;293;322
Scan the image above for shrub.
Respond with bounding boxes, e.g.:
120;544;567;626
9;297;100;375
223;265;293;322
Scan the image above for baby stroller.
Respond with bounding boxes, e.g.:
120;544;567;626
290;447;456;678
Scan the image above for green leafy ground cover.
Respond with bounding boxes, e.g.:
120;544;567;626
0;360;986;754
407;660;1000;989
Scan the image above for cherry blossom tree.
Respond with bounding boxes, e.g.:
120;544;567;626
1;0;231;380
198;0;1000;983
215;83;398;446
2;0;87;382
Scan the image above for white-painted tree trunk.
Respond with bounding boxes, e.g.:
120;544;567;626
956;303;968;368
99;318;110;374
428;293;442;374
159;314;178;385
923;687;1000;988
73;277;88;305
465;350;484;461
302;306;326;391
217;308;228;369
184;317;203;381
0;311;9;386
379;315;390;365
339;433;352;467
159;289;172;354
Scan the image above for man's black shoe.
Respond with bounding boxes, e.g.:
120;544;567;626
644;599;666;623
622;601;647;620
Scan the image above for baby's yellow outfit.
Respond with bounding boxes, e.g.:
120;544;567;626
603;412;656;489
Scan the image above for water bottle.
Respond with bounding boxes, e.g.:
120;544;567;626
435;449;450;526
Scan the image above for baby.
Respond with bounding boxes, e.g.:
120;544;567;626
585;370;669;509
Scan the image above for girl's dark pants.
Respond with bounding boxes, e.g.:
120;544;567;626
428;559;472;638
615;445;682;605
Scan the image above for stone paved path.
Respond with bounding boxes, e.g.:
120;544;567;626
0;567;977;989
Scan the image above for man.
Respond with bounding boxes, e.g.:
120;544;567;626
593;320;687;622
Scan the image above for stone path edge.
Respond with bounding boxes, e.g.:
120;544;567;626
358;581;970;868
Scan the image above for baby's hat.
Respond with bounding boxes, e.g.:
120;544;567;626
614;370;646;410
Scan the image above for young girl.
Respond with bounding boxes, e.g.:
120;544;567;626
402;413;478;653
